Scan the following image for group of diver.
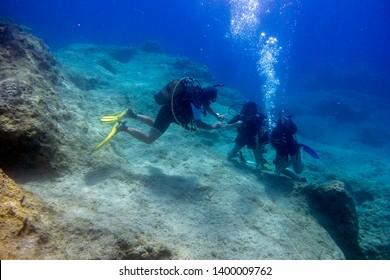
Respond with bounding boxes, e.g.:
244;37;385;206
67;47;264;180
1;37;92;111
93;77;319;182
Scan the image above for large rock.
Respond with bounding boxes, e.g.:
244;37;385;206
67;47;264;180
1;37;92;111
0;19;67;172
302;180;365;259
0;168;53;259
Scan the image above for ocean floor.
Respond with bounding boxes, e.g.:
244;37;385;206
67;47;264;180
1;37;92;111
1;27;389;259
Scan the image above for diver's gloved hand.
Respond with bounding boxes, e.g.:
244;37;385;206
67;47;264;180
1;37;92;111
116;121;128;132
216;113;228;121
126;108;138;119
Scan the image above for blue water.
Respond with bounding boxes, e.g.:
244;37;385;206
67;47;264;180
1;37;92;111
2;1;389;100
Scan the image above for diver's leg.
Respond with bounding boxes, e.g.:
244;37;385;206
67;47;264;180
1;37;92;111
273;154;288;175
293;147;304;174
253;144;265;169
134;114;155;127
227;143;242;160
125;126;162;144
274;153;306;181
127;108;155;127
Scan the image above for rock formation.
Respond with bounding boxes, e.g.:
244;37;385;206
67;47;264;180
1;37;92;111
0;19;67;172
302;180;365;259
0;168;55;259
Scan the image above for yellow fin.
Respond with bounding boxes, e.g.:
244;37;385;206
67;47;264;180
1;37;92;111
99;109;128;124
90;123;119;154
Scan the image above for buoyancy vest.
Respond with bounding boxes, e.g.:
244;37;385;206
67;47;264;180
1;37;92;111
153;77;204;107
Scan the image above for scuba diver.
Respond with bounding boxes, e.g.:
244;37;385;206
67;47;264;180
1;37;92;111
270;114;307;182
91;77;226;152
224;101;268;169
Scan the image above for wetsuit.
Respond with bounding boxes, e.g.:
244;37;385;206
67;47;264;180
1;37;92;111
271;119;304;180
228;113;266;149
152;79;209;133
270;121;299;157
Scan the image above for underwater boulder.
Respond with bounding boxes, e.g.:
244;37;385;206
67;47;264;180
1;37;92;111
0;168;55;259
0;20;67;172
302;180;365;259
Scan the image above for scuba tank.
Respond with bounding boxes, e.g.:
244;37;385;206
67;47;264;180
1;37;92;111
153;77;202;105
154;79;185;105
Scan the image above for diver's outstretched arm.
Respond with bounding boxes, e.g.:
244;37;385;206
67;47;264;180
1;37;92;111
194;120;223;130
206;106;226;121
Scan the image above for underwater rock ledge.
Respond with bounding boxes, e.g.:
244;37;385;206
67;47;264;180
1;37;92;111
302;180;365;259
0;19;68;173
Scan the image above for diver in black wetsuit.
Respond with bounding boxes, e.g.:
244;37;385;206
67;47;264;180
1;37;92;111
270;115;306;182
92;77;228;152
224;101;268;169
120;77;226;144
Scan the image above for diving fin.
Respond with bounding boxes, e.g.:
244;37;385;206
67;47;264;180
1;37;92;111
90;122;119;154
99;109;128;124
299;144;320;159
